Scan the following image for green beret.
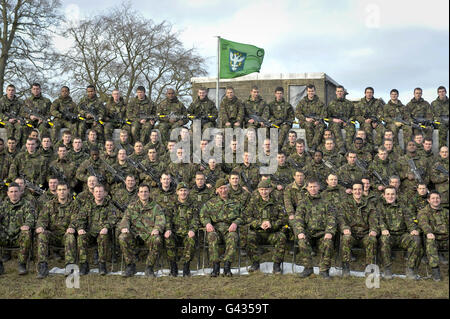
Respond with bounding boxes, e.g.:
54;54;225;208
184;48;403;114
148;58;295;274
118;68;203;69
215;178;228;189
257;179;272;189
176;182;188;191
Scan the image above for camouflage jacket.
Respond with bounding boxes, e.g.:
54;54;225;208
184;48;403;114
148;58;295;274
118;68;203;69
430;157;449;198
354;97;384;123
347;144;374;163
167;162;195;186
431;96;449;119
165;198;199;235
218;96;244;127
100;150;118;166
244;194;287;232
0;198;35;238
228;186;251;210
233;163;260;191
150;184;177;212
322;149;345;167
77;95;105;123
338;197;378;236
200;196;243;228
271;164;294;187
418;205;449;240
281;142;297;157
283;181;306;216
139;159;164;187
382;99;407;123
398;153;429;192
118;199;166;241
67;149;89;167
405;97;433;121
8;151;47;185
303;161;332;187
367;157;398;189
23;94;52;120
189;185;214;210
187;96;218;124
126;95;156;121
408;193;428;221
50;95;78;120
295;95;327;124
327;97;354;122
338;163;365;187
0;95;23;119
321;185;347;208
378;199;417;235
156;97;188;124
37;197;77;233
105;97;126;122
268;98;295;126
288;151;311;169
76;158;107;184
73;197;117;234
115;141;134;156
243;95;269;123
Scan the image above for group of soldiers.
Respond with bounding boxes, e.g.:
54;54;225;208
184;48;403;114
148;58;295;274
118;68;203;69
0;82;448;281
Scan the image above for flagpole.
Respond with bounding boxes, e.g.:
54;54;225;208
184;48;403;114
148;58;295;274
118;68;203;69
216;36;220;110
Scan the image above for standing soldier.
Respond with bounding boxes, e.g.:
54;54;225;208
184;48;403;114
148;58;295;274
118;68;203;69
243;85;269;129
418;191;449;281
354;87;385;146
200;179;242;277
431;86;449;148
22;83;52;139
367;146;398;193
327;85;355;153
0;183;35;275
127;86;156;144
77;85;106;142
268;86;295;147
164;182;199;277
295;84;327;151
50;86;78;141
156;88;188;143
378;186;422;280
218;86;244;129
294;179;337;279
405;87;433;140
187;87;218;131
119;184;165;277
430;146;449;208
104;89;128;141
283;169;306;222
0;84;24;144
382;89;409;147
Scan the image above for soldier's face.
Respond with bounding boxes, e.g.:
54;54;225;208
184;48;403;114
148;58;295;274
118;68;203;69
365;89;374;100
7;140;16;150
61;87;69;98
198;90;207;99
323;131;332;139
243;152;250;163
150;132;158;143
168;142;176;152
30;131;39;139
118;150;127;161
125;177;136;189
414;90;422;100
94;187;106;201
428;194;441;209
134;143;143;154
414;135;423;144
226;89;234;99
6;86;15;99
275;91;283;101
196;175;205;187
417;185;428;196
352;185;363;200
57;185;69;201
306;88;315;99
137;90;145;100
26;140;37;153
362;179;370;191
390;91;398;101
250;89;259;100
246;130;256;141
356;131;366;140
42;138;51;149
258;188;271;199
48;179;59;192
264;141;271;152
326;175;338;187
406;142;416;153
14;179;25;192
354;140;363;149
208;159;216;169
423;141;432;151
325;141;334;150
200;140;208;150
166;90;175;99
383;189;396;203
112;91;120;102
177;188;189;201
438;88;446;99
336;88;345;99
176;149;184;160
148;149;156;161
7;187;21;203
296;143;305;154
313;153;322;163
63;134;72;144
181;129;190;141
384;132;393;140
87;176;98;189
277;154;286;165
31;85;41;97
294;172;304;184
73;139;82;151
88;131;97;142
120;132;128;142
384;141;393;151
288;133;297;142
90;151;99;161
439;147;448;159
161;175;171;188
229;175;239;187
231;141;237;151
138;187;150;201
105;141;114;152
307;183;319;196
378;151;387;161
389;179;400;190
87;88;96;99
217;185;229;199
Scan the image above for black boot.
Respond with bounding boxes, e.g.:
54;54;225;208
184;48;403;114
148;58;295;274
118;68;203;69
169;261;178;277
342;263;350;277
319;269;330;280
273;262;282;274
80;262;90;275
98;262;107;276
249;261;260;273
145;265;155;277
210;262;220;277
18;262;28;275
123;263;136;277
0;260;4;275
384;266;392;280
223;261;232;277
183;262;191;277
299;267;314;278
432;267;441;282
92;249;99;266
36;262;49;279
2;251;11;262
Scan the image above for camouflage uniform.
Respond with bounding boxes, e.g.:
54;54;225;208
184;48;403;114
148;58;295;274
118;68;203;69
295;95;327;150
303;161;332;190
268;98;295;146
418;205;449;268
126;95;156;144
347;143;374;163
189;185;214;210
327;97;355;150
50;95;78;140
67;149;89;168
292;193;337;272
283;181;306;217
405;97;433;140
243;95;269;129
431;95;449;147
338;197;379;265
104;97;128;140
187;96;218;130
22;94;52;139
167;162;195;187
0;198;34;264
233;163;260;192
100;150;117;166
321;185;347;207
218;96;244;128
115;141;134;156
367;157;398;191
139;159;164;188
338;163;366;188
118;199;166;267
156;97;188;142
354;97;385;146
382;99;410;146
281;142;297;157
288;151;311;170
75;158;107;186
430;158;449;207
77;95;106;142
322;149;345;168
200;196;242;263
398;153;429;196
150;184;177;213
0;95;24;142
378;199;422;269
8;150;47;186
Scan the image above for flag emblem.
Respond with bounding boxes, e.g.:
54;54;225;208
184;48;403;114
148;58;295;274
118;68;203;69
229;49;247;72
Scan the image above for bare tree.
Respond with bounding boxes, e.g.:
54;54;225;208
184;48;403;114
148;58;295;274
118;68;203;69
0;0;63;96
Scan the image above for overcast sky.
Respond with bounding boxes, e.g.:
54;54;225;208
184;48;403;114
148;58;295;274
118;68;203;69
59;0;449;102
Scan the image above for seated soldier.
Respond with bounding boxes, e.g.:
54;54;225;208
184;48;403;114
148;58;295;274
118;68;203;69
119;184;165;277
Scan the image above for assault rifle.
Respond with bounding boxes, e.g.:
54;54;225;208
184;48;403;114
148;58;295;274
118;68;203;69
111;199;127;213
108;115;132;126
372;170;389;187
62;111;83;122
332;114;357;126
188;114;215;126
240;170;254;193
287;158;304;171
434;164;449;176
355;158;369;171
304;114;329;125
101;159;126;184
79;104;104;125
249;114;280;128
270;175;291;186
393;117;426;131
49;166;67;183
433;115;449;127
86;165;106;184
407;159;424;184
205;171;218;186
126;157;160;185
4;111;34;128
20;175;45;195
21;106;54;127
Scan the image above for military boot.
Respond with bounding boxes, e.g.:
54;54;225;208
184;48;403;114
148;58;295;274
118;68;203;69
2;251;11;262
319;270;330;280
384;266;392;280
145;265;155;277
18;262;28;275
432;267;441;282
92;249;99;266
80;262;90;275
123;263;136;277
0;260;4;275
210;262;220;277
98;262;107;276
342;263;350;277
169;261;178;277
248;261;260;272
182;262;191;277
36;262;49;279
405;267;417;280
273;262;282;274
299;267;314;278
223;261;232;277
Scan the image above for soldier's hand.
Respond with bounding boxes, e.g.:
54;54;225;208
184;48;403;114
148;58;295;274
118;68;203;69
36;227;44;234
305;117;313;122
324;233;333;240
225;122;231;127
395;121;403;127
369;231;377;237
343;229;351;235
378;185;385;191
333;118;342;124
78;229;86;235
121;228;129;233
248;119;255;124
411;230;419;236
427;233;435;239
206;183;212;188
67;228;75;234
151;229;159;236
382;230;390;236
365;119;372;124
228;223;237;232
298;233;306;240
100;228;108;235
260;122;265;127
140;119;146;124
206;223;215;232
149;119;155;125
164;230;172;238
30;115;39;121
188;231;195;238
345;188;352;194
8;118;16;123
20;225;29;231
234;122;240;127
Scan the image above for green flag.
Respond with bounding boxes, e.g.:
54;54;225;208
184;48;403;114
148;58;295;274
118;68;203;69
219;38;264;79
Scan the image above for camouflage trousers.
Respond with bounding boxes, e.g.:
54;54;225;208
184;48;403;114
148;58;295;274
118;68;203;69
360;122;385;146
298;236;334;271
157;122;184;144
65;232;109;264
0;230;32;264
104;122;129;141
130;121;154;144
37;230;76;264
386;124;412;148
78;121;104;143
245;230;287;263
437;124;449;148
341;233;377;265
328;122;355;151
52;119;77;142
5;121;24;143
277;123;292;147
165;232;196;263
119;232;162;267
206;228;238;264
302;121;325;150
379;233;422;269
425;237;449;268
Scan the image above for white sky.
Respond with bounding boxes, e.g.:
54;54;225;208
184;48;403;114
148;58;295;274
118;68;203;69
57;0;449;102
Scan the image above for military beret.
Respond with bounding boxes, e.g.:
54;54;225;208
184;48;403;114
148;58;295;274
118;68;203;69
176;182;188;191
215;178;228;189
257;179;272;189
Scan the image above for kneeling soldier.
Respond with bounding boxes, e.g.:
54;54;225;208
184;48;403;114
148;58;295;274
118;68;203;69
243;179;288;274
378;186;422;280
119;184;165;277
164;182;199;277
294;179;336;279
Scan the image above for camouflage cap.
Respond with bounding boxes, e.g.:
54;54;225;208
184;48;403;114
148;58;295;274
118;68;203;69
257;179;272;189
176;182;188;191
215;178;228;189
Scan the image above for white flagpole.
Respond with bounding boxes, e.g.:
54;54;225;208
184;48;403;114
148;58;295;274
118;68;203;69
216;36;220;109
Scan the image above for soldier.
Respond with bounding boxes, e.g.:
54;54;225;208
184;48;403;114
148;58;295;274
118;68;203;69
431;86;449;148
348;137;373;163
322;173;347;205
37;135;55;164
103;89;128;141
243;85;269;129
281;131;298;157
22;83;52;139
119;184;165;277
233;151;260;192
200;179;242;277
405;87;433;140
167;147;195;186
316;129;336;153
144;130;165;158
107;149;138;192
112;174;138;217
338;151;366;194
417;138;438;173
77;85;106;142
5;137;19;160
294;179;337;279
50;86;78;141
218;86;244;129
287;138;311;170
271;151;293;192
115;129;134;156
243;179;288;274
322;138;345;168
418;191;449;281
82;129;103;153
0;183;34;275
398;141;429;198
37;176;59;212
382;89;410;147
338;182;379;276
74;175;98;207
101;139;117;166
76;147;107;187
303;150;332;190
187;87;218;131
156;88;188;142
228;171;251;211
382;137;403;162
129;141;146;163
164;182;199;277
139;146;164;188
284;169;306;221
378;186;422;280
67;137;89;168
151;172;177;213
35;182;78;278
295;84;327;150
409;183;429;227
127;86;156;144
202;157;227;189
189;172;214;209
0;84;24;143
430;146;449;208
268;86;295;146
54;129;73;151
327;85;355;153
354;87;385;146
362;176;377;204
368;146;398;193
69;184;116;275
